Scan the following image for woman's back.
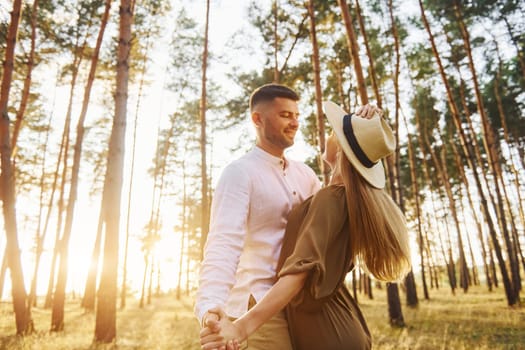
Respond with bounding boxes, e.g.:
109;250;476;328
277;186;371;350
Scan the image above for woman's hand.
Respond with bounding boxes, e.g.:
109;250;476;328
355;104;384;119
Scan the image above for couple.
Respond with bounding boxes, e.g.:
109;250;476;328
195;84;411;350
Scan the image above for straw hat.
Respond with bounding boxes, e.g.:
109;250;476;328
323;101;395;189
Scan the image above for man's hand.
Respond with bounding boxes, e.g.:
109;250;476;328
200;308;242;350
202;308;224;332
355;104;384;119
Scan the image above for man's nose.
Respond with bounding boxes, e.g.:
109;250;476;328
289;117;299;128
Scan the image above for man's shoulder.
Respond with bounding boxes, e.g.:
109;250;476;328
224;150;257;171
218;150;259;180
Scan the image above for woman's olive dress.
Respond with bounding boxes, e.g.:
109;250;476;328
276;185;371;350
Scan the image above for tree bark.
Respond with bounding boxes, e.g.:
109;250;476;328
272;0;279;83
401;110;428;300
94;0;132;342
11;0;39;159
337;0;368;105
449;139;491;290
51;0;112;330
0;0;33;335
139;255;149;308
307;0;329;185
387;283;405;327
199;0;211;260
81;207;104;311
355;0;381;107
28;94;54;309
0;250;7;300
177;154;188;300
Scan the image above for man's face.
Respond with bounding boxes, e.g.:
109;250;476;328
254;97;300;151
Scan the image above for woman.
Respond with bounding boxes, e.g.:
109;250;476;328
200;101;411;350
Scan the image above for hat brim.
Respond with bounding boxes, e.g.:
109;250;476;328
323;101;386;189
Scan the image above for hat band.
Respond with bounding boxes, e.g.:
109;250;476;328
342;114;377;168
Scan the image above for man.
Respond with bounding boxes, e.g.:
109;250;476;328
195;84;321;349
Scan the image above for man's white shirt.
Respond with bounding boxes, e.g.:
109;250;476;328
195;146;321;322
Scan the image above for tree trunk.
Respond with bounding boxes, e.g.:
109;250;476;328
81;208;104;311
352;269;358;303
0;0;33;335
93;0;132;342
0;251;7;300
177;155;188;300
147;258;154;305
418;0;517;306
355;0;381;107
199;0;211;260
42;78;72;309
121;9;154;308
272;0;279;83
307;0;329;185
337;0;368;105
48;27;87;314
11;0;39;159
139;255;149;308
387;283;404;327
449;139;491;290
51;0;112;330
453;0;520;300
401;109;429;300
28;103;54;308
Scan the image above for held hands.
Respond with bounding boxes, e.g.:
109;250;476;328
355;104;384;119
200;308;243;350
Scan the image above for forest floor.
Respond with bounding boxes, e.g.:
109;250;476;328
0;285;524;349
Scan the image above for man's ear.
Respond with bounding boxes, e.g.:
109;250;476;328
251;111;263;127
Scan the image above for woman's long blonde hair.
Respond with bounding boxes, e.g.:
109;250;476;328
338;151;411;282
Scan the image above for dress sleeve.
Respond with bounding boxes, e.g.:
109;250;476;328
278;186;348;300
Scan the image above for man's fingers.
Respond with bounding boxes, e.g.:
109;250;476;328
200;325;221;338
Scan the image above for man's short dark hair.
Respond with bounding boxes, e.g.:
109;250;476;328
249;84;300;111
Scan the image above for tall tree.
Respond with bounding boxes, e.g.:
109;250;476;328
199;0;211;259
307;0;329;185
51;0;112;331
337;0;368;105
0;0;33;335
11;0;39;158
338;0;405;325
94;0;132;342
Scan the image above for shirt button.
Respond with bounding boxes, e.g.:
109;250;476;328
293;191;297;195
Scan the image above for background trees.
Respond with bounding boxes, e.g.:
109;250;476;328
0;0;523;344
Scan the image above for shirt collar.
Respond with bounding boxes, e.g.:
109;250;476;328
252;146;288;169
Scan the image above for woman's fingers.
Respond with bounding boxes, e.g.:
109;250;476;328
200;333;224;345
355;104;383;119
201;339;227;350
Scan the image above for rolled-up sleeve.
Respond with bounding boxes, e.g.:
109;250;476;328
194;163;251;323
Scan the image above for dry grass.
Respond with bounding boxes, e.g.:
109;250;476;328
0;286;524;349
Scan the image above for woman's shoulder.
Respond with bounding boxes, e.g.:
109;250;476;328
312;185;345;202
